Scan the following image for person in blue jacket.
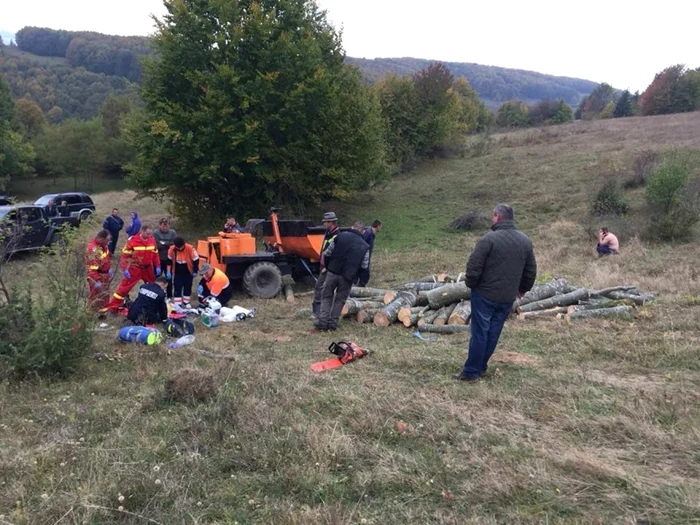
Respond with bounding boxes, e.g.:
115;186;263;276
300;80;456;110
102;208;125;254
126;210;142;237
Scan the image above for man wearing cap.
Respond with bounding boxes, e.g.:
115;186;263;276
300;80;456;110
312;212;340;317
198;263;233;307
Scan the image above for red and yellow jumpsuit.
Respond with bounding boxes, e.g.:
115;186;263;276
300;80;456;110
86;237;112;309
106;233;160;311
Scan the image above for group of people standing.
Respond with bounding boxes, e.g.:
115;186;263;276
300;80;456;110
87;212;232;326
311;212;382;331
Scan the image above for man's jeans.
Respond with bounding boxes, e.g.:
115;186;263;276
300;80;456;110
318;272;352;328
461;290;513;379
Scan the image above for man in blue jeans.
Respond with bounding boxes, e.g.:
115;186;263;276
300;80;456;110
454;204;537;382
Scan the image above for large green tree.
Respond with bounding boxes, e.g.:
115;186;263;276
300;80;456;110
0;76;35;189
130;0;387;221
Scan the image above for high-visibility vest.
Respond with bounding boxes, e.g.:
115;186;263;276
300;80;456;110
86;239;111;273
168;244;199;274
204;268;230;297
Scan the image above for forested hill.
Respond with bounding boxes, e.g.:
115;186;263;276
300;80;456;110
0;26;598;121
348;57;598;109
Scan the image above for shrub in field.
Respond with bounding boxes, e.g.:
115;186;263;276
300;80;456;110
0;227;93;376
591;180;629;216
623;150;659;189
164;369;217;404
645;153;700;241
448;210;491;231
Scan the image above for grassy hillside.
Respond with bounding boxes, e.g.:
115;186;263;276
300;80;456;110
1;113;700;523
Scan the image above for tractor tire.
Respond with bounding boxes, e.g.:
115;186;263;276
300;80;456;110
292;269;316;285
243;262;283;299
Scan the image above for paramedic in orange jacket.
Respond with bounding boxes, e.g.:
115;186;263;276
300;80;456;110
198;263;232;307
167;237;199;309
105;224;161;312
86;229;112;309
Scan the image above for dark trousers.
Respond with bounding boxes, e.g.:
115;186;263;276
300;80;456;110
312;270;328;315
597;243;613;256
173;267;193;304
461;290;513;379
199;280;233;307
160;259;172;297
318;272;352;328
108;233;118;255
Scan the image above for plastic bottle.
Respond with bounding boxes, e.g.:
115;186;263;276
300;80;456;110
169;334;195;349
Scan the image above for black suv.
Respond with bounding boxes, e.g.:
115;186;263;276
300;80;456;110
35;192;96;220
0;195;13;206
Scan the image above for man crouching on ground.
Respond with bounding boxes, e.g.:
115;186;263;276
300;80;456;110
315;221;370;331
454;204;537;382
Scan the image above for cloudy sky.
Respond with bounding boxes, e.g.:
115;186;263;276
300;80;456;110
2;0;697;92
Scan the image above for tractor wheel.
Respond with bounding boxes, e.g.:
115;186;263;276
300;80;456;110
292;269;316;285
243;262;283;299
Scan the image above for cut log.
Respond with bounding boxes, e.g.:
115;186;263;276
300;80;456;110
418;324;471;334
374;290;419;327
567;305;634;321
417;309;441;326
383;291;397;305
284;284;295;303
402;282;450;291
517;307;568;320
350;287;393;298
342;299;384;317
448;300;472;325
434;304;457;326
589;285;637;297
604;291;655;305
518;288;590;313
425;282;471;309
515;278;570;308
402;312;422;327
357;308;382;324
566;304;610;314
397;306;424;324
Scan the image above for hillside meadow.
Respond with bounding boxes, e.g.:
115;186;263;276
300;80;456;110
1;112;700;524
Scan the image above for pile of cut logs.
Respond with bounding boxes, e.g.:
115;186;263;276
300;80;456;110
342;275;655;334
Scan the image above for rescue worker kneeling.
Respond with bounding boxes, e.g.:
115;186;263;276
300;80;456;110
198;263;232;307
127;276;169;326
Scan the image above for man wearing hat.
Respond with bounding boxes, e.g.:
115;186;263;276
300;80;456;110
198;263;233;307
312;211;340;317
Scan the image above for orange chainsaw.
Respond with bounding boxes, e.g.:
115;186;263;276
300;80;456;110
310;341;370;372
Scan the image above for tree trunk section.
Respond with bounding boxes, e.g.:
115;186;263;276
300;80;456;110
374;290;419;327
566;304;609;314
515;278;570;308
417;309;441;326
434;304;457;326
357;308;382;324
518;288;589;313
517;307;568;320
418;324;471;334
383;291;397;305
342;299;384;317
425;282;471;309
402;282;450;291
590;285;637;297
403;312;422;327
397;306;424;324
350;287;393;298
284;284;295;303
567;305;634;321
448;300;472;325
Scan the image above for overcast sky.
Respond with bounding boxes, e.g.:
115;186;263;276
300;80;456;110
3;0;698;92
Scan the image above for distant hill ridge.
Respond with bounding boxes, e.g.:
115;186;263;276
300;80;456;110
0;26;598;120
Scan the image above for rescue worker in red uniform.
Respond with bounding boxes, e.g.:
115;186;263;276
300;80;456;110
86;229;112;309
105;224;161;312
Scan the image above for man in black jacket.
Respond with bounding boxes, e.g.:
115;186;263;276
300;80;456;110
127;276;169;326
454;204;537;382
102;208;124;255
316;221;370;331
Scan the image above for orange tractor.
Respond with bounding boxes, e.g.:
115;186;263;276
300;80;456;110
197;209;326;298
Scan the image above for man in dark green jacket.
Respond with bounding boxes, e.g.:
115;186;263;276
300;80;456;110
454;204;537;382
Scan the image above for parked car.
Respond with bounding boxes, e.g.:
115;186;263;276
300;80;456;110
34;192;96;220
0;204;80;256
0;195;14;206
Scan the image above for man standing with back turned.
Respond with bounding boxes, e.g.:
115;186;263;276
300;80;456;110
454;204;537;382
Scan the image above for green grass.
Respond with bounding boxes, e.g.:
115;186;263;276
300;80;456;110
2;112;700;523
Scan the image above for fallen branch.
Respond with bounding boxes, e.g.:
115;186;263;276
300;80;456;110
604;291;655;305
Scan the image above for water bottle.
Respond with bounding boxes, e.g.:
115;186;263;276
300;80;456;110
169;334;195;349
